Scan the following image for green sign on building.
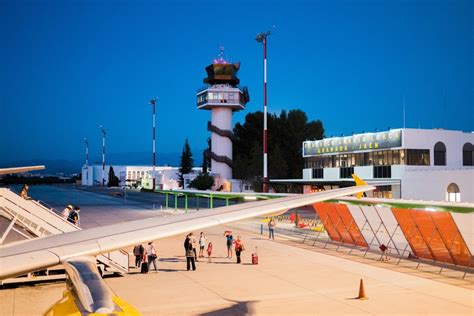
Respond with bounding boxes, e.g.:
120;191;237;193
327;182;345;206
303;129;402;156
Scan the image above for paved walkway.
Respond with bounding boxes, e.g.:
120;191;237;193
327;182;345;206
1;222;473;315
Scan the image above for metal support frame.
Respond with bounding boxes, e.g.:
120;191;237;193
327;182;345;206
328;217;343;250
360;207;384;251
427;214;458;267
439;230;460;274
373;205;401;255
320;205;344;245
349;219;369;254
416;227;438;269
12;226;32;240
462;259;472;280
386;223;402;255
397;225;418;265
364;222;383;257
0;214;18;244
312;216;328;246
342;217;358;246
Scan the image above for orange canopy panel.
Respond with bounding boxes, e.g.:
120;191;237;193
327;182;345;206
313;203;368;247
392;208;473;267
313;203;342;242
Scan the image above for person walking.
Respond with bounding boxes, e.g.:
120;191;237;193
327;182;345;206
147;242;158;272
224;231;233;259
207;242;213;263
188;232;198;262
233;235;245;264
268;218;276;240
62;205;73;219
67;206;80;226
198;232;207;258
184;234;196;271
133;244;144;268
141;249;148;273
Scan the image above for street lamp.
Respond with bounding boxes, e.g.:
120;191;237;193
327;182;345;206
256;28;273;192
83;137;89;166
149;97;158;191
99;125;106;186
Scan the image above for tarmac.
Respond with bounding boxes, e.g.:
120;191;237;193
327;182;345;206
0;185;473;315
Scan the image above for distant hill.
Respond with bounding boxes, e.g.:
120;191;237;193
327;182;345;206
0;151;203;176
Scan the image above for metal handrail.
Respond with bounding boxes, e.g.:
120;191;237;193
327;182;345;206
35;200;62;216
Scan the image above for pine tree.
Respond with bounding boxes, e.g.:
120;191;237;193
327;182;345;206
179;139;194;187
108;166;119;187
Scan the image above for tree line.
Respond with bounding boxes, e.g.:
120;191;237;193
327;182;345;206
179;109;324;192
233;110;324;191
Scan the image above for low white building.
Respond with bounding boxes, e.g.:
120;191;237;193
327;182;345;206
273;128;474;202
81;165;181;190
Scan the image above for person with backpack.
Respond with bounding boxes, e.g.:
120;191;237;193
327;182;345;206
224;231;233;259
67;206;80;226
184;234;196;271
133;244;144;268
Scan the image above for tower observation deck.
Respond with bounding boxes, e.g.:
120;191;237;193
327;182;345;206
197;54;249;182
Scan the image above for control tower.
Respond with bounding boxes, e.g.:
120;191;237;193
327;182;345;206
197;52;249;182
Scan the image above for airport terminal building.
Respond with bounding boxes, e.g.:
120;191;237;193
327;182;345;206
81;165;181;190
273;128;474;202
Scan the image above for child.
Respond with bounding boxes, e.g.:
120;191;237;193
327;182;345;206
207;242;213;263
199;232;207;258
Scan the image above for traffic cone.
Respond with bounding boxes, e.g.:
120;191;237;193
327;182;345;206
357;279;368;300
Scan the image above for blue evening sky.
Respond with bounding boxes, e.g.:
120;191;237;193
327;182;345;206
1;0;472;166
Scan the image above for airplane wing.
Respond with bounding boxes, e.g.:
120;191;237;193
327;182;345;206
0;185;374;279
0;165;45;175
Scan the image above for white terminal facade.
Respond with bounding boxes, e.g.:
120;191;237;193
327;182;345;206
275;128;473;202
82;165;181;190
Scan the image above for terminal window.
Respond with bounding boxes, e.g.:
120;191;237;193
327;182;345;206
462;143;473;166
312;168;323;179
304;148;430;168
434;142;446;166
373;166;392;178
373;185;392;199
406;149;430;165
339;167;354;178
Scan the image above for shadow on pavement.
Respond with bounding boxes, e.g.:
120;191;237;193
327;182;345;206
200;300;256;316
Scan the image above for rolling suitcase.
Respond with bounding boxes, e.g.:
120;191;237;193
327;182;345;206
141;261;149;274
251;246;258;265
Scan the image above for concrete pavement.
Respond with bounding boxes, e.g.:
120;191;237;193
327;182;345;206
1;223;473;315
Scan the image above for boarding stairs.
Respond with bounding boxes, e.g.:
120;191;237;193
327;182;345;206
0;188;130;284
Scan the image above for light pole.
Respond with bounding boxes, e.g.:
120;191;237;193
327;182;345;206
149;97;158;191
256;29;272;192
83;137;89;166
100;125;106;186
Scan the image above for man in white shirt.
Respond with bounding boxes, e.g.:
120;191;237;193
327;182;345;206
147;242;158;272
